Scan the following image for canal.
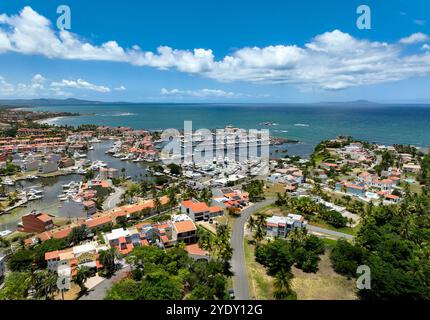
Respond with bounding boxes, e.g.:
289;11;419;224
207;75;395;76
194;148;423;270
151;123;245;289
0;141;151;232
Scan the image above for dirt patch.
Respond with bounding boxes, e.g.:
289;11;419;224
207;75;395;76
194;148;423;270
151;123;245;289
291;250;357;300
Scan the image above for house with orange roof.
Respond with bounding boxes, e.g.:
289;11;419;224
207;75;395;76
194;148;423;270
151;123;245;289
45;242;104;284
181;199;224;221
104;228;145;255
20;211;54;233
185;243;209;261
173;218;197;245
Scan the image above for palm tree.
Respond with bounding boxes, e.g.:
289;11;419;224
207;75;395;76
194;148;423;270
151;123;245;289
273;270;295;300
32;270;59;300
198;230;214;256
99;248;120;277
74;266;92;294
167;188;178;213
247;216;256;233
154;196;162;214
249;214;267;244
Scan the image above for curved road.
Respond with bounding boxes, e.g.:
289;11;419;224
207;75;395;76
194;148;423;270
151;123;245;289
231;199;275;300
230;200;355;300
103;187;124;210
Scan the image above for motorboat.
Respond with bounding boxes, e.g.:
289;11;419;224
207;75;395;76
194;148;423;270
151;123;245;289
2;178;15;186
73;151;87;159
0;230;12;238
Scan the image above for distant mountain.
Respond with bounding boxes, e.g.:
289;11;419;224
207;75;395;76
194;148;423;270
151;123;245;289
317;100;378;105
0;98;132;107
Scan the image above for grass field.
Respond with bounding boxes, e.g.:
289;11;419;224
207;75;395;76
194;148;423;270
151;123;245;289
244;236;274;300
291;250;358;300
244;233;357;300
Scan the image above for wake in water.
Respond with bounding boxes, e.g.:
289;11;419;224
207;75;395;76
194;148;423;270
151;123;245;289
99;112;137;117
294;123;310;127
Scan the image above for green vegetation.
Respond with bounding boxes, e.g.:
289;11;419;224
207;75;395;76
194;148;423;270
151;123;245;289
330;191;430;299
275;193;351;229
0;272;32;300
243;180;265;202
106;245;231;300
254;229;325;299
0;161;21;176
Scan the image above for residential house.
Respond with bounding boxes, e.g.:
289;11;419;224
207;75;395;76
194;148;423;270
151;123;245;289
104;228;145;255
266;214;307;238
180;199;224;221
172;217;197;245
20;211;54;233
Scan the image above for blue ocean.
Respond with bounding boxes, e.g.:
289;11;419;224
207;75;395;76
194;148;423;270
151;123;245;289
33;103;430;156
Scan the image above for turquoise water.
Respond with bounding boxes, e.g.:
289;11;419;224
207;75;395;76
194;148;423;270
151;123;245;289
33;103;430;151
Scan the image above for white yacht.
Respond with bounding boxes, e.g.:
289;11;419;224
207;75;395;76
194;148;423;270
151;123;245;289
73;151;87;159
0;230;12;238
2;178;15;186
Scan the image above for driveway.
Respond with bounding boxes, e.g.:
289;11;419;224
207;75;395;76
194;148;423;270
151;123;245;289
230;199;275;300
79;265;131;300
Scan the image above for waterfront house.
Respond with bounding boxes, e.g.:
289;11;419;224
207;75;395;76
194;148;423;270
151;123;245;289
59;198;96;219
99;167;119;180
20;211;54;233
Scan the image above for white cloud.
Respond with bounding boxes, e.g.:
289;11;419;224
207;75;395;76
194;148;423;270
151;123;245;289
0;76;15;94
2;7;430;91
422;44;430;51
114;85;126;91
399;32;428;44
0;75;111;97
161;88;243;98
50;79;111;92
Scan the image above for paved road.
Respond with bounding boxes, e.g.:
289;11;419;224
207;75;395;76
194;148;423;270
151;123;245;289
306;225;355;239
230;199;276;300
103;187;124;210
79;265;131;300
230;199;355;300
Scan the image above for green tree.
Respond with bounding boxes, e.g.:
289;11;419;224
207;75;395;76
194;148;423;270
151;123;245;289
7;249;34;272
32;270;59;300
0;271;32;300
273;270;296;300
74;266;92;294
99;247;120;277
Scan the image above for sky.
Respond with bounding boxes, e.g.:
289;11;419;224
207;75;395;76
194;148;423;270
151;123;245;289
0;0;430;103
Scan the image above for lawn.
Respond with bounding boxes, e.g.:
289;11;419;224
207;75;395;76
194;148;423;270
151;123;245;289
264;183;286;198
291;250;358;300
243;236;274;300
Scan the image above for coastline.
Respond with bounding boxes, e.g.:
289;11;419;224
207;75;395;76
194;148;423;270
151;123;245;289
35;116;64;125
